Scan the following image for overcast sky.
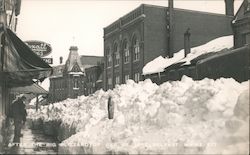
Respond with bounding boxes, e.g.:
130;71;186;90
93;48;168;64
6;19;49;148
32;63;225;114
16;0;243;66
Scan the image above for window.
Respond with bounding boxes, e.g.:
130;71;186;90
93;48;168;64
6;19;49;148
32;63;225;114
115;76;120;85
106;48;112;68
124;74;130;82
114;43;119;66
244;0;250;14
108;77;112;89
115;52;120;66
73;77;79;89
124;41;129;63
134;73;140;83
132;37;140;61
107;56;112;67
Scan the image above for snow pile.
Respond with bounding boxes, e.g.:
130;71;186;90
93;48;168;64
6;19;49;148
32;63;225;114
27;77;249;154
28;96;88;125
143;35;233;75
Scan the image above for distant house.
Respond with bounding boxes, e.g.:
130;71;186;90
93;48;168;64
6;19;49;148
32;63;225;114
103;2;234;90
48;46;103;103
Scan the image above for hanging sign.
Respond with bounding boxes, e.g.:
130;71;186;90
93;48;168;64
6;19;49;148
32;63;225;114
25;40;52;57
42;58;53;64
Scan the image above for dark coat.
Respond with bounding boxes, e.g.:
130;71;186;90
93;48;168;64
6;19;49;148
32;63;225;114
11;99;27;121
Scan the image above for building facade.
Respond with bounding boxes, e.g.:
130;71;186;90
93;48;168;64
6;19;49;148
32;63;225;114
1;0;53;151
144;0;249;85
48;46;103;103
103;3;234;90
0;0;21;119
85;63;104;96
232;0;250;48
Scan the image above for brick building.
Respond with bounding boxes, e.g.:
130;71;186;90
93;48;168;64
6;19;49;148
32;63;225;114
232;0;250;48
143;0;249;84
85;63;104;96
48;46;103;103
103;3;234;90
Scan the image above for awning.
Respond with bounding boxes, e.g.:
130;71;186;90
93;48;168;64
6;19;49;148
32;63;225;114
10;83;48;94
0;28;52;88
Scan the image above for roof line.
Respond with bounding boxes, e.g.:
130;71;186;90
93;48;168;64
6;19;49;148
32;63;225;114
104;3;232;29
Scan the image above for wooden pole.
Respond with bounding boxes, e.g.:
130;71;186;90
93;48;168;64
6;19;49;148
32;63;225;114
36;80;39;111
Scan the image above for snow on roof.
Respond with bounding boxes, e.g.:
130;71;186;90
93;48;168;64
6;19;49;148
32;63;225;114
143;35;233;75
50;75;63;79
68;72;84;75
40;78;50;91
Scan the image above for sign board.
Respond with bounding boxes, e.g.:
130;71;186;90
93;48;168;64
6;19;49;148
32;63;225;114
42;58;53;64
25;40;52;57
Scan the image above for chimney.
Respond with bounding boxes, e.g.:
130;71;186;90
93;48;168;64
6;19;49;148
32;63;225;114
184;28;191;57
59;56;63;64
225;0;234;16
168;0;174;57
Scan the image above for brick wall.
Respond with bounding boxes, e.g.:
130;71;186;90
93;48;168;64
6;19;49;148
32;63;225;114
173;9;233;54
144;5;168;65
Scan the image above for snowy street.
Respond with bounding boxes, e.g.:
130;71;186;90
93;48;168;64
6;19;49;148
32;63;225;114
4;124;58;154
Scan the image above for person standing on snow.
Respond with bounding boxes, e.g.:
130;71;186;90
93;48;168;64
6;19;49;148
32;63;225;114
10;95;27;142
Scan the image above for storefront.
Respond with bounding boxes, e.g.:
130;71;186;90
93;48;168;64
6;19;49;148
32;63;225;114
0;28;52;117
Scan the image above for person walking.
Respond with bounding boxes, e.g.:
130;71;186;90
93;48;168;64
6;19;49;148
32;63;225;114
10;95;27;143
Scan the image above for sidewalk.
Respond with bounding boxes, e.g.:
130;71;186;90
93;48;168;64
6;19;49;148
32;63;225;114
5;124;58;154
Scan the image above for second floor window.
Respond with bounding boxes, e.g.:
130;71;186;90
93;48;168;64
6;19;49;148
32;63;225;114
114;43;119;66
124;41;129;63
115;52;120;66
73;78;79;89
107;56;112;67
133;38;140;61
106;48;112;68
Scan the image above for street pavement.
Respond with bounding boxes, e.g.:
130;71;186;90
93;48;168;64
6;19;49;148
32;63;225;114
5;124;58;154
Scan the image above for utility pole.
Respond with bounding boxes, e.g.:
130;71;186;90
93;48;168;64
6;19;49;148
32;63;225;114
36;80;39;111
168;0;174;58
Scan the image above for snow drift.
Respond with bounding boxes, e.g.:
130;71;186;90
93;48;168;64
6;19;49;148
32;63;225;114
27;76;249;154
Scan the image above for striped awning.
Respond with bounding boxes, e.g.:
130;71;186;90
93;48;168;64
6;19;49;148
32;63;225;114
10;83;48;94
0;28;52;88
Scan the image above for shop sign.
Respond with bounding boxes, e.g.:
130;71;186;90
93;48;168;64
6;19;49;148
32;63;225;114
25;40;52;57
42;58;53;64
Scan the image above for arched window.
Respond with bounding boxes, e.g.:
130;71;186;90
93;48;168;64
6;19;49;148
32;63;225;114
132;36;140;61
114;43;119;66
106;47;112;68
123;40;129;64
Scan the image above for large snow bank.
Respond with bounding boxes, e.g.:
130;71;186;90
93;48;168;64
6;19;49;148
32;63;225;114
143;35;233;75
27;77;249;154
